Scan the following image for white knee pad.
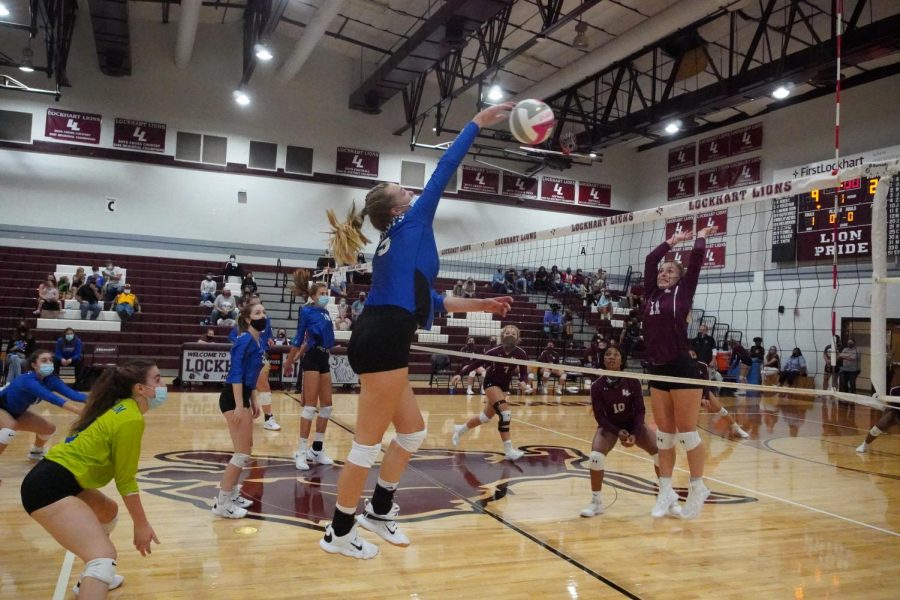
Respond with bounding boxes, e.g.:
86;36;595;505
229;452;251;468
870;426;884;437
301;405;317;420
656;430;676;450
318;405;333;420
395;429;427;453
347;440;381;468
83;558;117;586
0;428;17;445
652;453;660;467
102;516;119;534
258;391;272;404
479;412;492;424
717;407;729;417
677;431;702;451
589;450;605;471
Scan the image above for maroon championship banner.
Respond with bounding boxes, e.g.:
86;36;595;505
667;173;695;201
336;147;379;177
665;241;726;269
667;142;696;172
698;164;730;194
540;176;576;204
460;165;500;194
698;131;730;164
729;123;762;156
502;173;538;200
664;216;695;239
45;108;101;144
577;181;611;207
797;227;871;261
727;157;762;188
697;209;728;236
113;118;166;152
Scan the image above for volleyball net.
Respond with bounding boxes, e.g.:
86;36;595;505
426;159;899;407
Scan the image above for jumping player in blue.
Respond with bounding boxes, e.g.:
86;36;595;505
321;103;515;559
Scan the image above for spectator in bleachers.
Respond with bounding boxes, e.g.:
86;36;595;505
335;299;352;331
838;339;861;394
629;280;645;310
463;277;477;298
522;269;535;293
594;287;613;319
351;292;366;323
198;328;218;343
5;322;36;383
619;316;642;357
728;338;752;383
57;276;71;300
329;268;347;298
779;348;807;386
53;327;83;380
35;275;61;318
210;288;238;325
75;279;102;321
101;259;125;309
241;272;258;295
763;346;781;384
563;308;575;343
223;254;244;281
690;324;716;365
560;268;574;292
70;267;86;295
113;284;141;326
200;273;217;307
503;269;517;293
549;266;562;292
534;266;548;292
452;280;464;297
86;266;103;289
749;337;765;362
491;267;506;293
273;329;289;346
543;304;563;340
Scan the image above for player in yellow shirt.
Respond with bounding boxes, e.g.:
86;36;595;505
20;359;164;599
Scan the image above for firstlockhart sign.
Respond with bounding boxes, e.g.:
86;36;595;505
45;108;101;144
578;181;611;207
668;142;696;172
502;173;538;200
540;176;576;204
697;209;728;236
667;173;695;201
113;118;166;152
460;165;500;194
336;146;379;177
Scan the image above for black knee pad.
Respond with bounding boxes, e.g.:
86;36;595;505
498;410;511;433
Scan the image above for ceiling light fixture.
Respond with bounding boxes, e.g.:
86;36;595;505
573;21;589;49
664;120;681;135
772;85;790;100
254;43;273;61
19;46;34;73
589;152;597;159
233;89;251;106
487;84;504;102
0;4;10;18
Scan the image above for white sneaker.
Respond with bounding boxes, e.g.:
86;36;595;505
73;573;125;596
580;501;604;518
466;387;474;395
451;424;467;446
681;481;711;520
211;497;247;519
856;442;868;453
27;447;47;460
355;500;410;547
556;386;563;395
320;523;379;559
731;424;750;439
231;490;253;509
307;448;334;465
294;450;310;471
263;417;282;431
651;487;682;518
504;449;524;461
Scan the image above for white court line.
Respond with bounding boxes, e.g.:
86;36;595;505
515;417;900;538
52;551;75;600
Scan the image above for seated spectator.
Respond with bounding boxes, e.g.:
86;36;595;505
330;268;347;298
573;268;585;287
210;288;238;325
5;321;36;383
543;304;563;340
241;271;258;295
549;266;562;292
463;277;477;298
223;254;244;281
593;268;607;292
573;279;587;302
491;267;506;293
86;266;104;290
763;346;780;384
57;275;71;299
35;275;61;318
70;267;86;295
197;328;218;343
351;292;366;322
101;258;125;309
536;341;566;395
728;338;752;382
619;316;642;356
316;248;336;277
113;284;141;325
595;287;613;319
348;251;366;284
503;269;517;293
583;338;608;369
199;273;217;306
563;308;575;342
534;266;548;291
629;279;645;310
452;280;464;297
779;347;807;386
335;299;352;331
523;268;535;293
53;327;84;380
273;329;290;346
515;270;528;293
560;268;573;292
75;279;102;321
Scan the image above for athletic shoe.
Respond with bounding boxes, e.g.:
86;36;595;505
211;497;247;519
355;500;410;547
27;447;47;460
681;481;711;520
307;448;334;466
650;487;681;518
731;424;750;439
72;573;125;597
230;488;253;509
504;449;525;461
293;450;310;471
580;501;604;518
263;417;282;431
451;424;467;446
320;523;379;559
556;386;563;395
466;387;474;395
856;442;868;453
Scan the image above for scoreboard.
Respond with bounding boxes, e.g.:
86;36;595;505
772;175;898;262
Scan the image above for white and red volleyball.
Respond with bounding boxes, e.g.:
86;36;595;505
509;99;556;145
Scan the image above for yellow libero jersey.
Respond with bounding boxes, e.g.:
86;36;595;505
46;398;145;495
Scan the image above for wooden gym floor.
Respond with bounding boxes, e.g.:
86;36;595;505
1;388;898;599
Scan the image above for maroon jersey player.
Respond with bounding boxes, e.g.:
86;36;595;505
641;224;717;520
581;346;662;518
450;325;528;461
534;341;567;395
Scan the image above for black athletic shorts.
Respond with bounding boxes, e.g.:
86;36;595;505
21;459;84;514
348;306;417;374
219;385;254;413
301;347;331;374
483;375;512;394
648;359;702;392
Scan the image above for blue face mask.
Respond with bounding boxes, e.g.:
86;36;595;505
38;363;55;377
147;386;168;409
317;295;330;307
65;334;74;342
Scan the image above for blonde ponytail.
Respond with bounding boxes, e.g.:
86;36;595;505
327;203;371;266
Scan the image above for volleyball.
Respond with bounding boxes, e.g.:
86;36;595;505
509;99;556;145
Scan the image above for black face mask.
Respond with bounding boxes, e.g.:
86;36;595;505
501;337;517;351
250;317;267;332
